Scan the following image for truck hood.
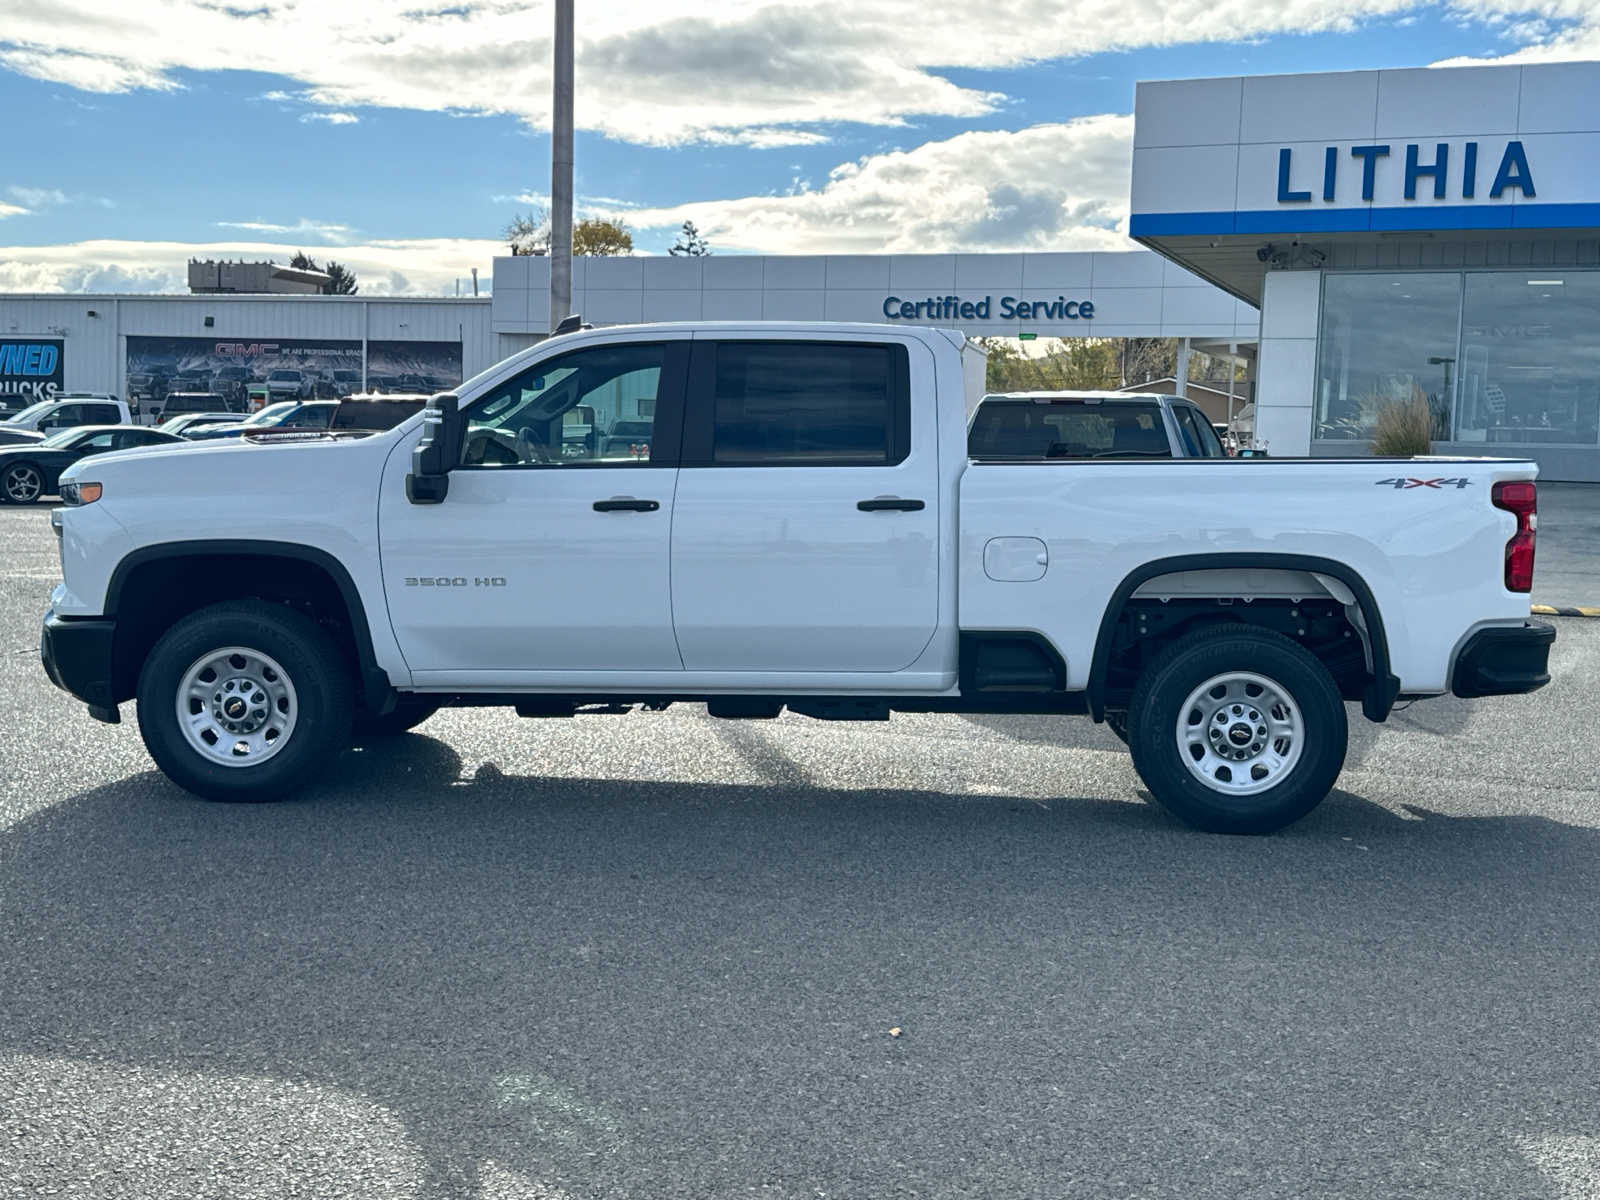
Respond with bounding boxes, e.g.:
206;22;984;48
58;428;404;495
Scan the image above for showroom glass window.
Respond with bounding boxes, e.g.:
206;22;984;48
1314;273;1462;442
1456;273;1600;447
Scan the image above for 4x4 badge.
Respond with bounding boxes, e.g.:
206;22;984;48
1375;477;1472;489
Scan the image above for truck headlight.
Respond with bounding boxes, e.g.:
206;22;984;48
59;481;102;506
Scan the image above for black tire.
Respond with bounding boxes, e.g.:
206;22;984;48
1;461;44;504
352;694;441;740
1127;625;1347;835
136;599;353;802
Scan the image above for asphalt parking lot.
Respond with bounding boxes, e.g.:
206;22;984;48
2;502;1599;1200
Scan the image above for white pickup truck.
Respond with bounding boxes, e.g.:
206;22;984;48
41;321;1554;833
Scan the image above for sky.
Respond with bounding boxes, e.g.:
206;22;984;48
0;0;1595;295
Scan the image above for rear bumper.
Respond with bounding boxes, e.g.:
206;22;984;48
40;610;118;713
1452;621;1556;698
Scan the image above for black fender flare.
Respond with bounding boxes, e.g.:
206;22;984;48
105;539;393;711
1086;553;1399;723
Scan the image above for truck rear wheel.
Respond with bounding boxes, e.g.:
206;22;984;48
136;599;352;802
1126;626;1347;834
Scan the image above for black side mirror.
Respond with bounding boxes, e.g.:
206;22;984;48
406;393;462;505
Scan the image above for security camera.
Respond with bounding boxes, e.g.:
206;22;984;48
1255;243;1276;263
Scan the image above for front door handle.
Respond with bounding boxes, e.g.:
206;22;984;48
857;497;925;512
593;497;660;513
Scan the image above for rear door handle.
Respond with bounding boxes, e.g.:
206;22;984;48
593;497;660;512
857;497;925;512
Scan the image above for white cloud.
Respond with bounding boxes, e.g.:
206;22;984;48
214;218;356;242
0;0;1553;147
300;111;360;125
614;116;1138;254
0;237;503;296
0;201;27;219
9;186;67;207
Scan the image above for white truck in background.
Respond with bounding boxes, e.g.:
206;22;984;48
42;321;1553;833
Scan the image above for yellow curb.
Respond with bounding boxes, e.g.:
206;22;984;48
1531;604;1600;618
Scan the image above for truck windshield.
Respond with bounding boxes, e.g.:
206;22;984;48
3;401;53;424
969;401;1171;458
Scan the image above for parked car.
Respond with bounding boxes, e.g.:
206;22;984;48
2;397;131;433
266;368;314;400
0;424;181;504
161;412;248;438
364;373;404;394
155;392;240;424
600;418;654;458
41;321;1554;835
0;427;46;447
184;400;338;441
968;391;1227;459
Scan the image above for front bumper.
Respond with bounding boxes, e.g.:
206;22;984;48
40;610;120;721
1452;621;1556;699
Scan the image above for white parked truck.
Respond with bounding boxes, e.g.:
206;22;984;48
41;321;1554;833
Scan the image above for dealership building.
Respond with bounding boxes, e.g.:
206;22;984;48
0;250;1259;423
3;58;1597;478
1130;59;1600;481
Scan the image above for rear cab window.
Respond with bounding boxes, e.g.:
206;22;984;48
968;400;1171;459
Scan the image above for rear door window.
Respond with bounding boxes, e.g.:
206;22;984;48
686;341;910;466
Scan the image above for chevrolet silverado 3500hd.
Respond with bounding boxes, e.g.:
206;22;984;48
41;322;1555;833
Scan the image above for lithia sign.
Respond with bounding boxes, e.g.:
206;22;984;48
1275;139;1535;204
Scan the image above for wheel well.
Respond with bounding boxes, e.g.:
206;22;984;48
108;550;376;706
1092;563;1391;719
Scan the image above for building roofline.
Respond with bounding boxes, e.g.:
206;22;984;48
0;293;492;304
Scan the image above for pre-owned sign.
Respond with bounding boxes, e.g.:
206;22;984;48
0;338;64;405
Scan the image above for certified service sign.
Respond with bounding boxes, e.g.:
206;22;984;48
0;338;64;406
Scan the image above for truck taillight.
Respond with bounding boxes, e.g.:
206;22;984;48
1492;480;1537;593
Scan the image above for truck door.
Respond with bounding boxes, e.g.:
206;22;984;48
669;336;941;673
379;337;690;677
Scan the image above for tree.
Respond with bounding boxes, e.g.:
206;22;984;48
286;250;358;295
573;218;633;256
978;337;1120;393
668;220;710;257
322;260;358;295
504;208;550;256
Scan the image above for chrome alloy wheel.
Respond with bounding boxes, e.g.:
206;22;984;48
1176;671;1304;796
175;646;299;767
3;464;42;503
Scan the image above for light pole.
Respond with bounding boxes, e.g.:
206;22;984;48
1428;355;1455;439
549;0;574;334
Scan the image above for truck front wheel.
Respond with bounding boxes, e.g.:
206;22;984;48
1126;626;1347;834
136;599;353;802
